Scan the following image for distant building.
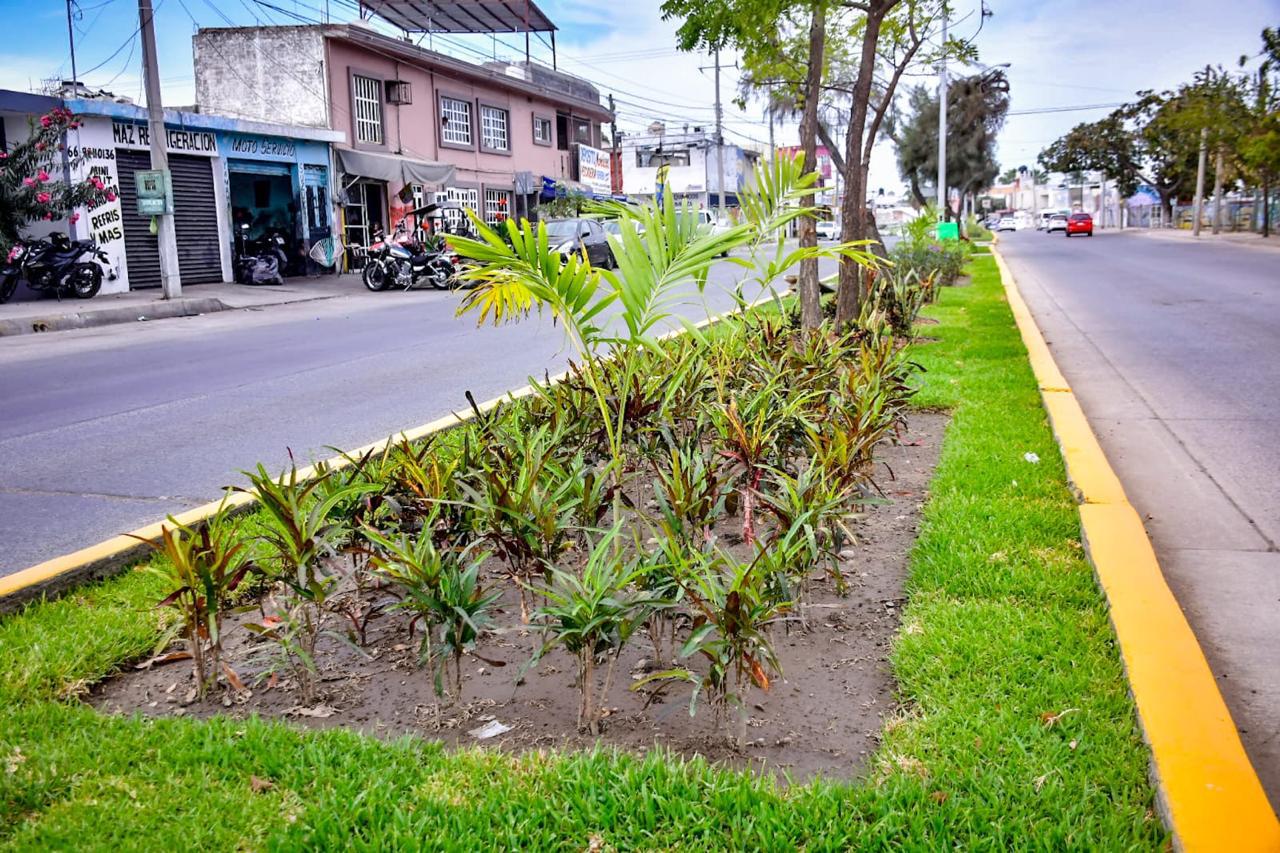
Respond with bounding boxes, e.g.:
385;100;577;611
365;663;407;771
620;126;759;214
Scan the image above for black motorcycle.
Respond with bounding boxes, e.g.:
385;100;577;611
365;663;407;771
1;233;107;303
361;222;458;292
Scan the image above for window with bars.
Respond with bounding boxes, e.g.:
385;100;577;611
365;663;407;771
445;187;479;233
484;189;511;227
480;105;509;151
440;96;472;146
533;115;552;146
352;74;383;145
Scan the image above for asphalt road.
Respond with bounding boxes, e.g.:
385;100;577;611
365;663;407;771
0;251;835;577
998;228;1280;810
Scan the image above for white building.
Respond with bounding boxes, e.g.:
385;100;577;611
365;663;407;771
619;127;758;215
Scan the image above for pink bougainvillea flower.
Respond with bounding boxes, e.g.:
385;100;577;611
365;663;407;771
37;170;50;182
42;213;53;220
69;213;80;224
40;115;51;127
105;190;117;202
35;142;45;151
36;191;51;204
0;151;7;158
90;176;104;190
22;177;35;187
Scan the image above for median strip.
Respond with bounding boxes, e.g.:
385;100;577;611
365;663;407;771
992;244;1280;850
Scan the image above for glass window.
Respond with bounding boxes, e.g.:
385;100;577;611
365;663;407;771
533;116;553;145
352;74;383;145
484;188;511;227
440;96;472;146
480;105;509;151
444;186;479;233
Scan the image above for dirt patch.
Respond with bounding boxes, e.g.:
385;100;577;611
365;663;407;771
92;413;947;783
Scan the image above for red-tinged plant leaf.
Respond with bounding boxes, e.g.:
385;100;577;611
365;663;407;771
156;587;189;609
1039;707;1078;728
265;672;279;690
221;661;246;692
749;657;770;690
261;615;283;628
134;650;193;670
470;653;506;667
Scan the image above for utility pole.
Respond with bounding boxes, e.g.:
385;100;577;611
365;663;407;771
139;0;181;299
935;11;948;220
1211;145;1224;235
64;0;79;240
713;47;727;225
1192;126;1207;237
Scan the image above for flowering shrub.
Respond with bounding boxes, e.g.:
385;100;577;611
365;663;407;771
0;108;111;259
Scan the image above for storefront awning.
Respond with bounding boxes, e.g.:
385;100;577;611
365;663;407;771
337;148;455;187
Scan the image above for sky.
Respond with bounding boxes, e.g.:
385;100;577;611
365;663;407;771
1;0;1276;194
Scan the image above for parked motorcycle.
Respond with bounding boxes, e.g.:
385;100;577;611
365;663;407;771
1;233;107;303
235;224;288;286
361;222;458;292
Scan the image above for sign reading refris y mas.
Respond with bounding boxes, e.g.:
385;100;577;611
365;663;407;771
577;143;612;196
111;121;219;156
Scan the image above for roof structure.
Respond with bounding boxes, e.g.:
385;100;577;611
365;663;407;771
358;0;556;34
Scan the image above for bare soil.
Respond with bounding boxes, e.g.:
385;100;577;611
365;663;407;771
92;413;947;782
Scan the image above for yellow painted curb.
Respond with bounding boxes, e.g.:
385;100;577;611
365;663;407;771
0;290;787;611
992;246;1280;851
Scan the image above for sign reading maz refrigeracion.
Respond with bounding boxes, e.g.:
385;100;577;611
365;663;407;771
111;121;219;156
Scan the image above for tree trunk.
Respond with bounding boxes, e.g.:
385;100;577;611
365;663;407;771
797;2;828;330
834;5;888;327
1211;146;1225;235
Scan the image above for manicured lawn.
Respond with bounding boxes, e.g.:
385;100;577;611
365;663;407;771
0;255;1164;849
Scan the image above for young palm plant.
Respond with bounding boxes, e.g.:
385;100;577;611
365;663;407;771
364;527;501;707
238;462;374;701
633;542;789;749
140;501;250;698
531;524;656;735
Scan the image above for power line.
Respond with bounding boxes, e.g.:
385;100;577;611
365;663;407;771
1006;102;1125;116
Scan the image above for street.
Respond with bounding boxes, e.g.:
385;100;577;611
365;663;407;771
0;254;827;577
998;229;1280;805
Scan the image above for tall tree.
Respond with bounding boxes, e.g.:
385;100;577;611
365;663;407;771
832;0;955;327
1238;28;1280;236
894;71;1009;213
663;0;830;329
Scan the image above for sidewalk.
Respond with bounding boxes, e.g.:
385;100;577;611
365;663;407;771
0;275;360;337
1128;227;1280;251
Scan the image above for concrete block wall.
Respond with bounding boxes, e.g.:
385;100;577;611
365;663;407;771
194;27;329;128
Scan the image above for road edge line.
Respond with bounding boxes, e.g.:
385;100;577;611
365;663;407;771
0;289;788;613
991;244;1279;851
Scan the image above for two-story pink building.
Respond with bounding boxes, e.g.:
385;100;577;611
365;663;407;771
194;22;611;251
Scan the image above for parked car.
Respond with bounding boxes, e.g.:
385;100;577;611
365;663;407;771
996;216;1018;232
1045;214;1068;234
985;215;1002;230
1065;212;1094;237
815;220;837;240
544;217;615;268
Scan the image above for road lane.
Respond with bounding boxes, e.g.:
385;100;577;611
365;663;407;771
0;256;830;576
998;228;1280;810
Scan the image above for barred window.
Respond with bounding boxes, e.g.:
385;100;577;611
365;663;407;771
440;96;472;146
352;74;383;145
480;105;509;151
445;186;479;233
484;188;511;227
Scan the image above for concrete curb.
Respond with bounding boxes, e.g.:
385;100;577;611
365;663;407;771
991;243;1280;851
0;296;230;337
0;290;787;613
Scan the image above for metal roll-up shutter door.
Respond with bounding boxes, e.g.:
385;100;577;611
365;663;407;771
117;150;223;289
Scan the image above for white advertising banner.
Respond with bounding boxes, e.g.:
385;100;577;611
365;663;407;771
577;144;611;196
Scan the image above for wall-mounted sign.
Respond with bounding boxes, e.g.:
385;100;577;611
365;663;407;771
112;121;219;156
224;134;297;161
134;169;173;215
577;144;611;196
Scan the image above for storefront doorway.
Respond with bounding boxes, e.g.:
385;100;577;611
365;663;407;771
116;149;222;289
342;179;385;262
228;160;298;275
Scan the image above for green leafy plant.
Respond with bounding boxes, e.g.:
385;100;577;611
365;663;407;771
650;430;728;546
365;527;501;706
531;524;655;734
634;544;789;749
237;462;373;701
757;465;858;606
138;501;250;698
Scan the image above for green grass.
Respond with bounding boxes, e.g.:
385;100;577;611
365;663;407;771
0;257;1163;849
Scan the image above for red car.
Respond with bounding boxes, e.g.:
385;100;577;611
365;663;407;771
1065;213;1093;237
